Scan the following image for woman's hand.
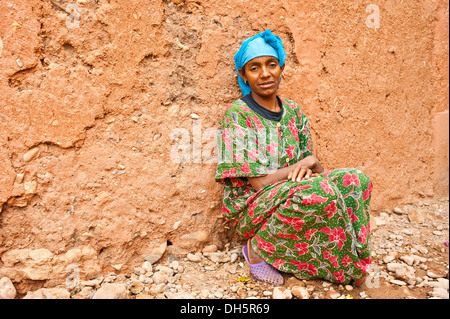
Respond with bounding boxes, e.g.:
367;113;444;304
248;156;324;191
287;156;324;182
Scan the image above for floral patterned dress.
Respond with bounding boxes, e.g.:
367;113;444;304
215;97;373;285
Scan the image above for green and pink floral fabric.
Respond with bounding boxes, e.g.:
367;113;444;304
215;98;373;285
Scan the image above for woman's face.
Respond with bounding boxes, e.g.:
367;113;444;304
239;56;284;98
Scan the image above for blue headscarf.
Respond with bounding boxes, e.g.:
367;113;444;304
234;29;287;96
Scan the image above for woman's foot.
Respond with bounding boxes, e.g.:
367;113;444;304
247;239;265;264
242;243;284;285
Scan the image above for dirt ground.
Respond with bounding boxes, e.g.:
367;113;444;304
12;197;446;300
159;198;450;300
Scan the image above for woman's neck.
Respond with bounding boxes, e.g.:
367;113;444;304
251;92;280;112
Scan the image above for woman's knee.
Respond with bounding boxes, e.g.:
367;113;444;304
303;176;340;203
354;169;372;192
325;168;372;194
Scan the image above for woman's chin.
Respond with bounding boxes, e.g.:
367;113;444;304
253;88;278;98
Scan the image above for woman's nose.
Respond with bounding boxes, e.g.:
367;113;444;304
260;66;270;78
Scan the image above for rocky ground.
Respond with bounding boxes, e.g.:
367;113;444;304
1;198;448;300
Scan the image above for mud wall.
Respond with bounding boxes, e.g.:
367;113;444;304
0;0;448;287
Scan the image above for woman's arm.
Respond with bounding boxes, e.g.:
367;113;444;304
247;155;324;191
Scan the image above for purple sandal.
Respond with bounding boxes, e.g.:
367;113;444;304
242;245;284;285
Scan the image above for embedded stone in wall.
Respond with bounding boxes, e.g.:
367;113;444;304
0;277;16;299
0;246;101;283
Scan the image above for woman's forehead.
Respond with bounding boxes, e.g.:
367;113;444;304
245;56;279;66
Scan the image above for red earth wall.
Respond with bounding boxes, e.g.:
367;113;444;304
0;0;448;287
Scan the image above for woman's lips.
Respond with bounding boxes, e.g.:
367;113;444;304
258;81;275;89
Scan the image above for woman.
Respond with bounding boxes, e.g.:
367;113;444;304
215;30;373;286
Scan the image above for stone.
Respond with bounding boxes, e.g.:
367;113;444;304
285;277;305;288
427;271;445;279
400;255;415;266
345;285;354;291
383;255;396;263
386;262;402;272
168;273;181;284
415;245;429;254
15;173;24;184
134;266;145;276
0;248;54;281
139;274;151;284
0;277;16;299
150;283;166;295
152;271;169;285
111;263;123;270
214;291;224;298
223;263;237;274
23;181;38;194
155;265;175;276
206;251;230;263
142;261;153;273
16;58;23;68
83;275;104;287
326;290;341;299
390;279;407;286
291;286;309;299
173;220;182;230
272;287;292;299
23;147;39;163
380;212;390;218
402;229;413;235
180;231;209;245
393;207;403;214
128;281;144;294
103;273;117;283
387;262;416;285
427;278;449;290
429;288;449;299
374;217;386;226
23;288;71;299
202;244;218;253
407;210;425;224
186;253;202;262
72;287;95;299
411;255;427;264
143;241;167;264
170;261;179;271
92;283;129;299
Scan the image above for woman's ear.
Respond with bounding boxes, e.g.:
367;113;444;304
238;68;247;83
280;64;286;73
